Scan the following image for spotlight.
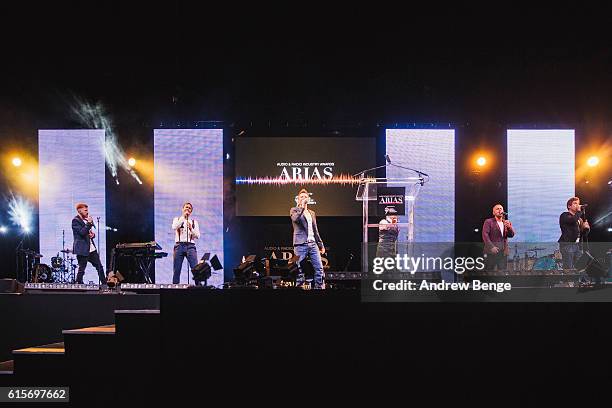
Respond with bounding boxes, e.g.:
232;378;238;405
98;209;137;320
474;228;479;233
608;228;612;232
8;195;33;234
587;156;600;167
128;157;136;167
476;157;487;167
0;226;7;234
12;157;22;167
233;255;264;286
192;254;223;286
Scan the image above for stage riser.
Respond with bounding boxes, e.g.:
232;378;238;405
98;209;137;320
0;293;159;362
12;354;66;383
63;334;117;404
6;289;612;399
115;312;161;382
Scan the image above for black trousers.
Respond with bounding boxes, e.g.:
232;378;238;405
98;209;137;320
485;252;507;271
76;250;106;284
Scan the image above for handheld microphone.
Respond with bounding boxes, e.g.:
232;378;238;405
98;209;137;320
580;204;589;208
384;154;392;164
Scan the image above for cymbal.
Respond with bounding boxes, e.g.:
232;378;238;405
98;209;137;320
527;247;546;251
60;249;72;253
20;249;43;257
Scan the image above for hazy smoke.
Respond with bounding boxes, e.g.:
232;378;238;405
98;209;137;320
70;97;142;185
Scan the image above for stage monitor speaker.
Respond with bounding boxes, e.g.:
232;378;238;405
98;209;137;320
0;279;25;294
576;251;607;278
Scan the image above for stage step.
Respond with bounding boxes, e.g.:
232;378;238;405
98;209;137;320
0;359;14;375
114;310;161;391
114;309;160;334
62;325;116;361
12;342;66;383
61;325;117;404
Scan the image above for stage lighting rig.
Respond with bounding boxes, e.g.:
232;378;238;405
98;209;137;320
192;253;223;286
233;255;266;286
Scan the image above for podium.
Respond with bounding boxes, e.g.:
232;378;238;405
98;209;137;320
356;176;424;272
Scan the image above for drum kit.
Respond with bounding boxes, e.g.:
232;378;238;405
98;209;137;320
22;230;79;283
508;245;563;273
31;249;78;283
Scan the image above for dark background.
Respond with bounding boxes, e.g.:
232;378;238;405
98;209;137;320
0;5;611;281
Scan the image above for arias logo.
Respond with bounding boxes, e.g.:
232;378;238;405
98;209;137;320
378;195;404;205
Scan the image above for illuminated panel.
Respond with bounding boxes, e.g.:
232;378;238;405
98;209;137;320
386;129;455;242
154;129;224;285
507;129;575;242
38;129;106;283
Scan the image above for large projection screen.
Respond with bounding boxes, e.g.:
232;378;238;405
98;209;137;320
154;129;224;286
386;129;455;242
507;129;575;242
39;129;107;283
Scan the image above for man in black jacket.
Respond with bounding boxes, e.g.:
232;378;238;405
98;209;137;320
558;196;590;269
72;203;105;284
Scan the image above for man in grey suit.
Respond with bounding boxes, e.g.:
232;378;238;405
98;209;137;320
290;188;325;289
72;202;105;284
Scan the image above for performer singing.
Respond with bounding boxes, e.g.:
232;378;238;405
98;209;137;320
172;202;201;284
290;189;325;289
482;204;515;271
376;207;399;258
72;203;105;284
558;196;590;270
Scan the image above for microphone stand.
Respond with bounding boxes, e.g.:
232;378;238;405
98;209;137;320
96;217;100;256
15;237;25;282
352;156;429;185
581;206;590;252
351;164;390;178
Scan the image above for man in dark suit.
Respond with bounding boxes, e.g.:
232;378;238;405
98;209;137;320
558;196;590;269
482;204;515;271
290;188;325;289
72;203;105;284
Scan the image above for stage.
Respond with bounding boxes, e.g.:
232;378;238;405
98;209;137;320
3;286;612;403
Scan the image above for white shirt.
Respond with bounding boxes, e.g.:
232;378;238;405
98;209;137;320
303;209;315;242
79;217;96;252
497;220;504;236
172;216;201;243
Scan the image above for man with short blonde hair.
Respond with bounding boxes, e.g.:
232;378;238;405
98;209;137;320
72;202;105;284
